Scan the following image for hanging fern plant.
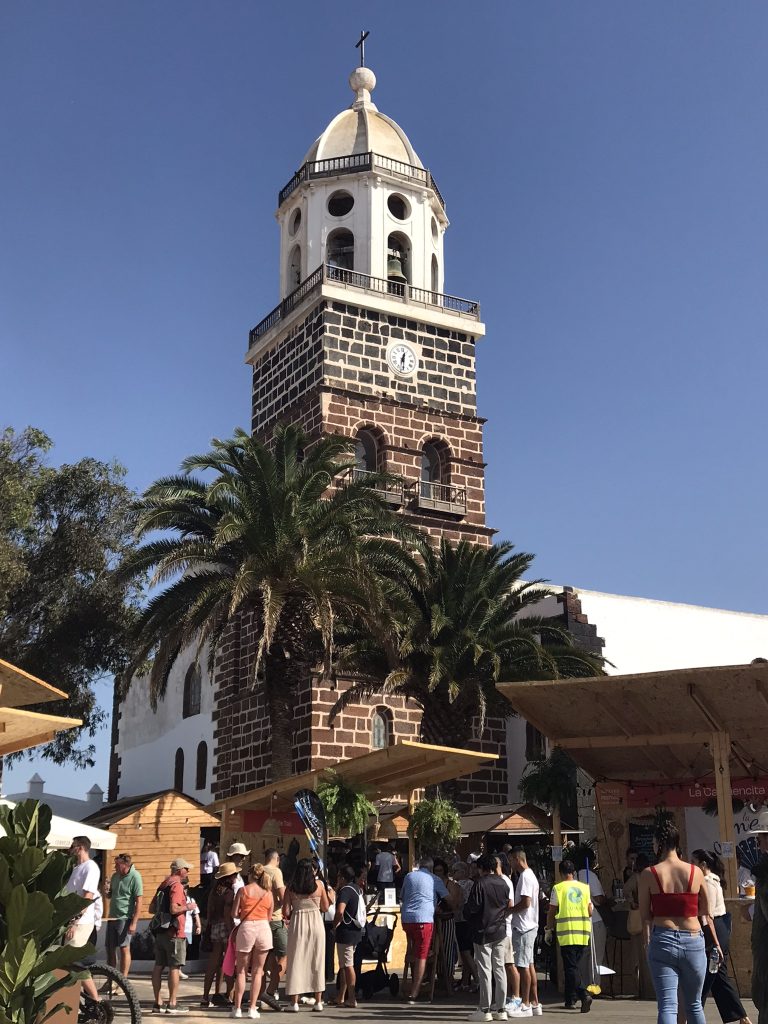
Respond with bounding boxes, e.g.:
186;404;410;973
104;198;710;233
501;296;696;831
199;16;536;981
408;794;462;856
316;769;378;837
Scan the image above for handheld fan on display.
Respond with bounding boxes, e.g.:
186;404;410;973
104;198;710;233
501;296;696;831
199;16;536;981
294;788;328;889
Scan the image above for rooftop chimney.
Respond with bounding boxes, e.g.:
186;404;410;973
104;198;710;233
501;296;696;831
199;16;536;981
28;773;45;799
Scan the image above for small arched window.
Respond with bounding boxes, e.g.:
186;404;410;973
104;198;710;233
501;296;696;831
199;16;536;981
431;254;439;294
355;429;379;473
372;709;391;750
183;664;202;719
196;741;208;790
173;748;184;792
288;245;302;289
327;229;354;271
421;442;443;485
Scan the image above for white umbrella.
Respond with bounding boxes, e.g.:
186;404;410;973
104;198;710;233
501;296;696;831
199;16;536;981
0;798;116;850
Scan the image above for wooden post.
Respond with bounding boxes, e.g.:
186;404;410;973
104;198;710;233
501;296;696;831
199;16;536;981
407;789;416;871
552;805;562;848
712;731;738;896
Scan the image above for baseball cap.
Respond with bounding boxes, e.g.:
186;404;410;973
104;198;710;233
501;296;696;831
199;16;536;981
171;857;191;870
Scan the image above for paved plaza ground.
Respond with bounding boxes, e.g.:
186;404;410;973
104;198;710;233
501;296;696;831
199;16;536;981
127;975;758;1022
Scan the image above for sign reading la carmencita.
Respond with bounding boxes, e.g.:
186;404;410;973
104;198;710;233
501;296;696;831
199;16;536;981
597;778;768;809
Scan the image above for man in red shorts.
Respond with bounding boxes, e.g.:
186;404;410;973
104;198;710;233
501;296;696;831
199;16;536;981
399;857;449;1004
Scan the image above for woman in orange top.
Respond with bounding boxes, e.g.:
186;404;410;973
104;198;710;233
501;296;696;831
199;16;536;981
232;863;274;1019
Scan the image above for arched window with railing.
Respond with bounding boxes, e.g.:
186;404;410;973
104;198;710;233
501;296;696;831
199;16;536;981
196;741;208;790
355;428;379;474
417;438;465;515
387;232;411;292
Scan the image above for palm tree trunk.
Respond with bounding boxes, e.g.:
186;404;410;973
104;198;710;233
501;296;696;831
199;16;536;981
264;647;314;782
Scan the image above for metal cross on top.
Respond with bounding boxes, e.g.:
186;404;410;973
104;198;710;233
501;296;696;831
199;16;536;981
355;30;370;67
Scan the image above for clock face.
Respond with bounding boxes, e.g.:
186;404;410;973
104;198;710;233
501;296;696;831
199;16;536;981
388;343;418;376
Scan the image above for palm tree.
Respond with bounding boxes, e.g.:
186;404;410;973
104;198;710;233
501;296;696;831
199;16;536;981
330;539;604;752
119;424;419;780
518;746;579;833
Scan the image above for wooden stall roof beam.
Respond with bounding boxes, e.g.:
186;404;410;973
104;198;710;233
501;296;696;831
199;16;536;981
557;732;714;750
0;706;82;757
208;741;498;816
497;663;768;784
0;658;68;708
688;686;753;777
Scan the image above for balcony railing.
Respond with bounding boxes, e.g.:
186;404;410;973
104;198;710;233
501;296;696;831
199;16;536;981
248;264;480;345
413;480;467;516
278;151;446;210
348;467;404;507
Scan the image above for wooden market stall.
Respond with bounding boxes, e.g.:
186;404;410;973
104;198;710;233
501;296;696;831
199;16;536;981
498;662;768;996
83;789;220;897
458;801;581;860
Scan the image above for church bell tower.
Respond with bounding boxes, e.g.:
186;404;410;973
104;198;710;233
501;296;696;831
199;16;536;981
247;60;492;546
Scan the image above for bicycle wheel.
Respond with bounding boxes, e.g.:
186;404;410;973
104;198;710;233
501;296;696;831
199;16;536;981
84;962;142;1024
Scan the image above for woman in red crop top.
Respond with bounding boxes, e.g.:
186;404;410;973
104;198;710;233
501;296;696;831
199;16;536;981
638;820;722;1024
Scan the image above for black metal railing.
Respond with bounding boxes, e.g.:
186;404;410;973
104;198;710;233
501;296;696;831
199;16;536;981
248;264;480;345
414;480;467;515
278;151;446;210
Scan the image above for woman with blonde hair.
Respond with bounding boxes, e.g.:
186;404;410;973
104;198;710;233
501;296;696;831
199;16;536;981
231;862;274;1019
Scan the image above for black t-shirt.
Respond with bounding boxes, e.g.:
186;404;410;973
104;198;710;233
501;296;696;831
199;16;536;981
464;874;511;945
335;884;364;946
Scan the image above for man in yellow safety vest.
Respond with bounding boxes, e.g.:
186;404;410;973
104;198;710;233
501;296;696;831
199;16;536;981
545;859;594;1013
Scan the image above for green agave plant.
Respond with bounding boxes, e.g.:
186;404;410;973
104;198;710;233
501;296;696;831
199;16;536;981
0;800;90;1024
316;770;377;837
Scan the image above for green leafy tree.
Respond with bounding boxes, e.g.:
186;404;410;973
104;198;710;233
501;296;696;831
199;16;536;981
518;746;579;826
120;424;419;781
0;800;90;1024
331;539;604;752
0;427;141;770
407;794;462;857
316;770;378;837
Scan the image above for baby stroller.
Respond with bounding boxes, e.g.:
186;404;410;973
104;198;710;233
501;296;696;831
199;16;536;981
355;911;400;1000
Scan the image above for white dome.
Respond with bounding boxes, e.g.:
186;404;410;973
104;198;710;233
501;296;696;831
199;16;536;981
302;67;422;168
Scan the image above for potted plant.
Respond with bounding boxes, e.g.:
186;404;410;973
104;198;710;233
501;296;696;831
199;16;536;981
407;794;461;857
0;799;90;1024
316;770;377;838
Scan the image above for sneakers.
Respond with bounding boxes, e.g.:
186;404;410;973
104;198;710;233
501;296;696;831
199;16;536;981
260;994;281;1012
179;972;189;981
312;1003;324;1013
231;1011;242;1019
285;1006;299;1014
580;993;592;1014
510;1008;533;1018
468;1013;493;1022
248;1010;260;1020
505;1000;522;1013
531;1008;543;1017
165;1008;189;1016
492;1013;509;1021
152;1006;163;1015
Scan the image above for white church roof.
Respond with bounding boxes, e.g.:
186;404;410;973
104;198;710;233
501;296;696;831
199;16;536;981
303;67;422;167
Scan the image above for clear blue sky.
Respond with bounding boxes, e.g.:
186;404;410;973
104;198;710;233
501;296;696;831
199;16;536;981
2;2;767;794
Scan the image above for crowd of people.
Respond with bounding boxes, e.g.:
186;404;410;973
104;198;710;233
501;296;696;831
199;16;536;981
60;821;768;1023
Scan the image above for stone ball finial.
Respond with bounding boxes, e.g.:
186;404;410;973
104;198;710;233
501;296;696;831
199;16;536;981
349;66;376;95
349;67;377;110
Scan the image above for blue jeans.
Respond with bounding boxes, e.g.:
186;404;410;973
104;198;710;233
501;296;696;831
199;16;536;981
647;927;707;1024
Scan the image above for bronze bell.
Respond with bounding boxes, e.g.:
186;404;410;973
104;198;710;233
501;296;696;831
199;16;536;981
387;253;407;283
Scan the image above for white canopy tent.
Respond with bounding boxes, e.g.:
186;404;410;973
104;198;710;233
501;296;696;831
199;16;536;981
0;798;116;850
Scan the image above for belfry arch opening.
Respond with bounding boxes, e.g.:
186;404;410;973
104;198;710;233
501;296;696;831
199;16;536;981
387;232;411;291
327;228;355;272
288;245;302;290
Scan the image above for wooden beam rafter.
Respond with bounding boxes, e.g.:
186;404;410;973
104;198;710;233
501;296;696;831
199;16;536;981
557;731;712;751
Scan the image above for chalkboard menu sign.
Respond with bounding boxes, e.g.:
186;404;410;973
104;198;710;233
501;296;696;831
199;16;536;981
629;822;657;862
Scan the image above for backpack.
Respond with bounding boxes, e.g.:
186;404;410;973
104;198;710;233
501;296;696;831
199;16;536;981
149;883;178;935
341;886;367;929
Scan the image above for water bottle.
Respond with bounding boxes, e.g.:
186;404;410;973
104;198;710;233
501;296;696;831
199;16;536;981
708;947;720;974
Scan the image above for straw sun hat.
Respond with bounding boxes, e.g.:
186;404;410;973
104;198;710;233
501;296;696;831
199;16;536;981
214;861;240;879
